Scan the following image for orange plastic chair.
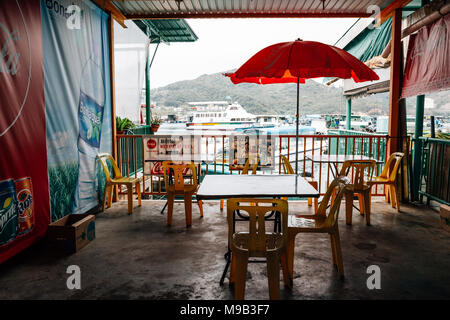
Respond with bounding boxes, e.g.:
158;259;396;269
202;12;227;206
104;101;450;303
97;153;142;214
280;155;318;213
287;177;349;282
227;198;289;300
220;156;259;211
162;161;203;227
368;152;404;213
338;160;376;225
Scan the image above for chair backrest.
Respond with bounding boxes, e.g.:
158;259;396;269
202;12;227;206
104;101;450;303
379;152;404;182
339;160;376;189
317;177;350;227
162;161;197;192
97;153;122;183
227;198;288;255
242;156;259;175
281;155;294;174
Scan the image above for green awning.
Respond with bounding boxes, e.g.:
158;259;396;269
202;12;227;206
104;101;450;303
134;19;198;43
343;17;392;62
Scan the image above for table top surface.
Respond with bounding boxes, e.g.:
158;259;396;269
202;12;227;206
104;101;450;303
306;154;383;164
197;174;320;200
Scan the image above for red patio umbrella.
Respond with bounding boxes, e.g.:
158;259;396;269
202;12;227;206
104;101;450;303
225;39;379;174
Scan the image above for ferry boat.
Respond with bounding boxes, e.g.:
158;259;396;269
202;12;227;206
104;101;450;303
186;101;256;130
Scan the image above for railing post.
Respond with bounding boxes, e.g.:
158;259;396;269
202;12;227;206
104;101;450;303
412;95;425;201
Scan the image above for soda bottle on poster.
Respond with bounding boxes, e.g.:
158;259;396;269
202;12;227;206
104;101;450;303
0;179;18;246
73;57;105;213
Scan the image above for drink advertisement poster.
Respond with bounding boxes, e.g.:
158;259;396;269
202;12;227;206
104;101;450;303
229;135;275;169
41;0;112;221
143;135;201;175
0;0;50;264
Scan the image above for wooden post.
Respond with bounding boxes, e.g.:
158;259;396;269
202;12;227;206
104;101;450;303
388;8;403;156
108;16;119;202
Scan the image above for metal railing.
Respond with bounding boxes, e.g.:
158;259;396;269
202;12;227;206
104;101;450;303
418;137;450;205
115;133;389;197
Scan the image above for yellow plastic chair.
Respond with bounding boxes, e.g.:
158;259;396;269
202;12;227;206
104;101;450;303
368;152;404;213
227;198;289;300
280;155;318;213
220;156;259;210
338;160;376;225
162;161;203;227
97;153;142;215
287;177;349;282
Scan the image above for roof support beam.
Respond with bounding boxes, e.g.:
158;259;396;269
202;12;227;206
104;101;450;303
125;12;372;20
91;0;128;28
377;0;413;26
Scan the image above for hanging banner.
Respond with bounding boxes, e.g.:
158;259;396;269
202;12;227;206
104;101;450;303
0;0;49;264
401;14;450;98
41;0;112;221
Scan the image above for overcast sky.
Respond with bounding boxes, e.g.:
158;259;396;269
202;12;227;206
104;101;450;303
148;18;360;89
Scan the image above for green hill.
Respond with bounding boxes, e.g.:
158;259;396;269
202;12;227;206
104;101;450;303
151;71;448;116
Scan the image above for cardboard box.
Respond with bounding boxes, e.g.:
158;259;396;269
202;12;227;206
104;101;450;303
47;214;95;253
440;204;450;233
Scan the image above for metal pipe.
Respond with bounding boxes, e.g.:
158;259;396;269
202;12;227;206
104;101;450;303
382;2;450;58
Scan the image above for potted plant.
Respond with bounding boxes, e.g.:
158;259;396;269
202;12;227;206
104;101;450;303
116;116;136;135
151;115;162;132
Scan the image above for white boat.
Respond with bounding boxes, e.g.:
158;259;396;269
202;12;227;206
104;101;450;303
186;101;256;130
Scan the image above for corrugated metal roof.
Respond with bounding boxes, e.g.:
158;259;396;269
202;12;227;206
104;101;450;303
112;0;392;19
134;19;198;43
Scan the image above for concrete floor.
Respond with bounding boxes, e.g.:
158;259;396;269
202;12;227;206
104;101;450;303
0;198;449;300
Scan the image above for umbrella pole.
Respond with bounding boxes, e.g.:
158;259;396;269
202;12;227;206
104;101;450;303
295;77;299;175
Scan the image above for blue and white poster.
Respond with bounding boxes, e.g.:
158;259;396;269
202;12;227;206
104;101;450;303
41;0;112;221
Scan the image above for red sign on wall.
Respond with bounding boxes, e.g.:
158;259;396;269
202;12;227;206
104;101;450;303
0;0;49;264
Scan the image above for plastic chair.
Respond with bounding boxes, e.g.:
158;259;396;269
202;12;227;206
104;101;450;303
97;153;142;214
227;198;289;300
280;155;318;213
368;152;404;213
287;177;349;282
338;160;376;225
220;156;259;211
162;161;203;227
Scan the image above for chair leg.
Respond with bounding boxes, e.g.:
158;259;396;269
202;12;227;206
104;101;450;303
184;192;193;227
393;185;401;213
390;185;396;208
280;252;290;288
266;252;280;300
345;191;353;225
167;192;175;226
230;252;236;285
102;185;109;212
313;198;318;214
107;184;113;208
286;233;296;281
385;185;390;203
220;199;224;211
364;191;371;225
127;184;133;214
198;200;203;217
136;182;142;207
329;233;337;266
233;252;249;300
332;229;344;278
358;193;365;215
